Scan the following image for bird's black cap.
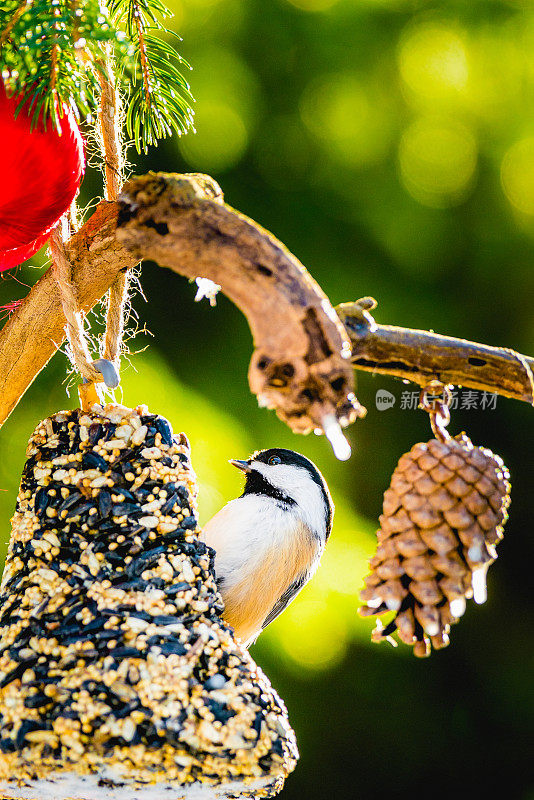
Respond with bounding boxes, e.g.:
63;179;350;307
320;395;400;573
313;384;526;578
238;448;333;538
251;448;326;488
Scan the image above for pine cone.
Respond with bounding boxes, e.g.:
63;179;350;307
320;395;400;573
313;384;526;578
360;433;511;657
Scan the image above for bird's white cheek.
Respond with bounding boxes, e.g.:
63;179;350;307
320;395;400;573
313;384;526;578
251;462;329;540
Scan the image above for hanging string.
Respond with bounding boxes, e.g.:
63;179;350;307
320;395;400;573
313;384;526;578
419;380;453;442
50;220;102;384
50;52;128;394
97;51;122;203
97;50;129;369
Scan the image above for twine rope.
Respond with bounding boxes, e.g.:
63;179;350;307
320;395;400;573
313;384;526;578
50;222;102;383
97;52;122;203
51;54;129;385
98;51;129;369
103;272;128;365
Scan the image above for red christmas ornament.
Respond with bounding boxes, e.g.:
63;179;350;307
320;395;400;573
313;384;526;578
0;83;85;270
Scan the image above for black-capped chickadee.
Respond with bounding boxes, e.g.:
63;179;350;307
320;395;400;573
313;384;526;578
201;448;333;647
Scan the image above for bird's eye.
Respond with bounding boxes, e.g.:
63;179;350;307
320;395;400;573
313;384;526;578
268;456;281;465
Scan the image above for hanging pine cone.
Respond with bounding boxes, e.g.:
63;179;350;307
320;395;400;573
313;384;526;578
359;433;511;657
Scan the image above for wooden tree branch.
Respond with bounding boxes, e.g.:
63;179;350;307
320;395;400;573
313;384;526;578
337;299;534;405
115;172;361;436
0;173;531;439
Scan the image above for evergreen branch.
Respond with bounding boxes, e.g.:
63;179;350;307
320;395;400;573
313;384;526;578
49;5;60;94
0;0;194;150
109;0;194;152
0;0;29;52
0;0;116;129
133;1;152;110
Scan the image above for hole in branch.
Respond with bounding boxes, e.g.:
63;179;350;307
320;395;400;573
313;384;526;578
256;264;273;277
281;363;295;378
144;219;169;235
330;376;346;392
117;203;134;225
468;357;487;367
303;308;333;365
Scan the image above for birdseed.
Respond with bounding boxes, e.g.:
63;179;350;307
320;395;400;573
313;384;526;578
0;405;297;798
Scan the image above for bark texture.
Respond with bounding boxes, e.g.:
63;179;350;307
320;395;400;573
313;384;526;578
115;172;362;435
338;299;534;404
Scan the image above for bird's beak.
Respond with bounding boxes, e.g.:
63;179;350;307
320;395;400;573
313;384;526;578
229;459;252;473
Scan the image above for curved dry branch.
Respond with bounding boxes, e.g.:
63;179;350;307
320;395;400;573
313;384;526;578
0;172;530;438
115;172;362;435
338;299;534;405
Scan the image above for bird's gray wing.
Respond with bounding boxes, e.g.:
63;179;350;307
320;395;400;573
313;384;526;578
261;572;308;630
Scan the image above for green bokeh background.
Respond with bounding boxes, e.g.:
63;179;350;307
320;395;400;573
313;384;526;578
2;0;534;797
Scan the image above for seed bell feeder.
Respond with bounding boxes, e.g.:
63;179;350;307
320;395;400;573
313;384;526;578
0;392;298;799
